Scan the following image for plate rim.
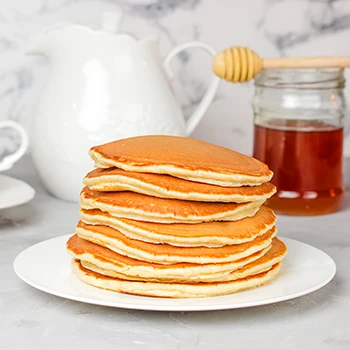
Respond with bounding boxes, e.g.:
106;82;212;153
13;235;336;312
0;174;35;209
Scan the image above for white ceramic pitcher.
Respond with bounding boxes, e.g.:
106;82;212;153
28;12;219;202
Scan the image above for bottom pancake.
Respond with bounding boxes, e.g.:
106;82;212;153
72;259;282;298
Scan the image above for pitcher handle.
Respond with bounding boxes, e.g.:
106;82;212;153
0;121;29;172
163;41;220;136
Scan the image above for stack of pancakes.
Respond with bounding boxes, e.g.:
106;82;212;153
67;136;287;298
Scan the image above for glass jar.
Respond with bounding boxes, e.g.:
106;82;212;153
252;68;345;215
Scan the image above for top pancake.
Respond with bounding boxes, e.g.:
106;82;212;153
83;167;276;203
89;136;273;187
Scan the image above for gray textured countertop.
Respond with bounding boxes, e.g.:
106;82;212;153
1;156;350;350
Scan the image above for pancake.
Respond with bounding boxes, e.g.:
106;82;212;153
83;168;276;203
89;135;273;187
80;206;277;247
72;259;282;298
67;234;273;282
81;238;285;282
68;234;286;283
80;187;264;224
76;221;277;264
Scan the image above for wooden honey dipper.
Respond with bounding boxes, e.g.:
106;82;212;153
213;46;350;82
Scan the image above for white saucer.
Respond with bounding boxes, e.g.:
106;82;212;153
0;174;35;209
13;235;336;312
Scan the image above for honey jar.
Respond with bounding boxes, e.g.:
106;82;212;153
252;68;345;215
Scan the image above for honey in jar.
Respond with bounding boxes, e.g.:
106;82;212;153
252;69;345;215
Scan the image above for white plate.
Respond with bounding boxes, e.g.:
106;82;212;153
0;174;35;209
14;235;336;312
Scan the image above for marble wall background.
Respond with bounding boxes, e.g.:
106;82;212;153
1;0;350;159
